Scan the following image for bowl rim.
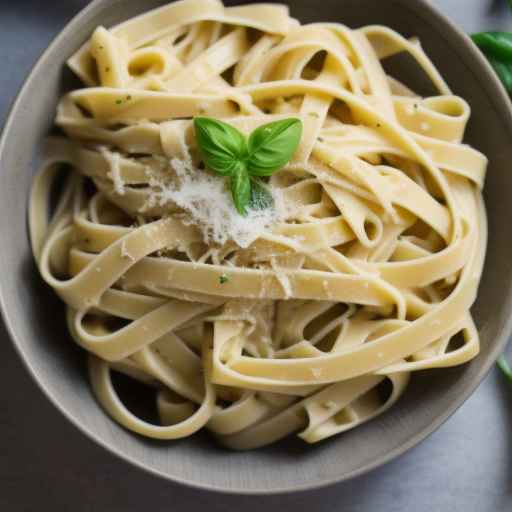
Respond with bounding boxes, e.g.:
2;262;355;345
1;0;511;495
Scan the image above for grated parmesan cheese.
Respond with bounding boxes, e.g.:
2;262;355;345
270;258;293;298
196;101;211;113
101;148;126;196
405;105;415;116
322;280;332;298
275;271;292;298
144;157;285;248
120;241;135;262
311;367;322;378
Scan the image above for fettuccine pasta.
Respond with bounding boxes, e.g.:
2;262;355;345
29;0;487;449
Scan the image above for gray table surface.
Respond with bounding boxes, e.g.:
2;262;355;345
2;1;512;510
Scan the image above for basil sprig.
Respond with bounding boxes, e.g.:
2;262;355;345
471;32;512;93
194;117;302;215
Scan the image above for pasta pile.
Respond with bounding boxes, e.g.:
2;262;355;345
29;0;487;449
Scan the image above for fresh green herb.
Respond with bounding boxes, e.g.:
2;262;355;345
230;168;251;215
471;32;512;60
219;274;229;284
247;118;302;176
497;355;512;384
194;117;247;176
488;54;512;93
115;95;132;105
471;32;512;93
194;117;302;215
472;21;512;376
249;178;274;211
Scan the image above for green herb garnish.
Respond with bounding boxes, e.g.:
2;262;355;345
250;178;274;211
471;32;512;93
497;355;512;384
194;117;302;215
219;274;229;284
115;99;123;105
472;12;512;376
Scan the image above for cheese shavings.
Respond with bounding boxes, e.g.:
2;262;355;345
145;158;285;248
100;147;125;196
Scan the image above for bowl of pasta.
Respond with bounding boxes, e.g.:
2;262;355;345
1;0;511;494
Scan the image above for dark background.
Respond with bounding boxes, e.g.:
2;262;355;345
1;1;512;510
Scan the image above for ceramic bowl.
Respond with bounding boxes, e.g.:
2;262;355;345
1;0;511;494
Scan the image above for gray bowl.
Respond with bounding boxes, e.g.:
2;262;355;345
1;0;511;495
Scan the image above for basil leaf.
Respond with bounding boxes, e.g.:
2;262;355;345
194;117;247;176
230;168;251;215
497;355;512;384
471;32;512;61
471;31;512;94
486;54;512;94
247;118;302;176
249;178;274;211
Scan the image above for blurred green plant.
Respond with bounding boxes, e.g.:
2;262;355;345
471;3;512;378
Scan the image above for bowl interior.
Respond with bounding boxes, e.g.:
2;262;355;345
1;0;511;494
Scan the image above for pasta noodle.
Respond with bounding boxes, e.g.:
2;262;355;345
29;0;487;449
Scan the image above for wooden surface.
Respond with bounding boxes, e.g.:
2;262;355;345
1;0;512;509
